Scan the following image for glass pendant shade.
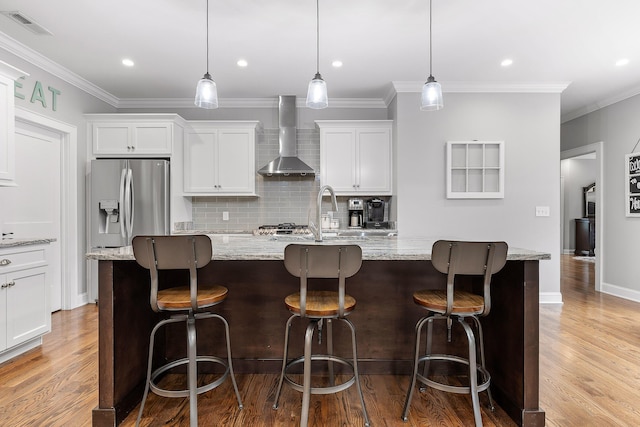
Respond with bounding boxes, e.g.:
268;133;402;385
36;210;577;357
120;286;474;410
306;72;328;109
420;75;443;111
194;73;218;109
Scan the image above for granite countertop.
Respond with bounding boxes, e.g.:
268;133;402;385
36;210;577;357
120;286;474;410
86;234;550;262
0;238;56;249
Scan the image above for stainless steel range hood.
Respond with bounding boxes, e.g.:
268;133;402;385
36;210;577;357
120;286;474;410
258;95;315;176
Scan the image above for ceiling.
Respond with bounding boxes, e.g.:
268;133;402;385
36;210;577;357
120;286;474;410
1;0;639;121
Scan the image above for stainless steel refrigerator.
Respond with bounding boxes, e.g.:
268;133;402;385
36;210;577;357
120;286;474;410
90;159;170;247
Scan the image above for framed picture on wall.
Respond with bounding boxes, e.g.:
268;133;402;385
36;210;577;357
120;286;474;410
446;141;504;199
625;152;640;216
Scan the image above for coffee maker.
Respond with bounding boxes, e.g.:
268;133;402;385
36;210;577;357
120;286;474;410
348;198;364;228
364;198;389;229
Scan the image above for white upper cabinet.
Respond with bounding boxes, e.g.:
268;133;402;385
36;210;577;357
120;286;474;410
87;114;184;157
183;121;258;196
0;61;28;187
317;120;393;195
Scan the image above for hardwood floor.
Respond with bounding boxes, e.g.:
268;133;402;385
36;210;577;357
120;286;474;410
1;255;639;426
540;256;640;426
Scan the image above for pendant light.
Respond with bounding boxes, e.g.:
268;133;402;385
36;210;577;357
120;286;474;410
306;0;328;109
194;0;218;109
421;0;443;111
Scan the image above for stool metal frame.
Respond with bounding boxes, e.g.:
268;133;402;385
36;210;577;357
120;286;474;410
273;244;370;427
402;240;507;427
132;235;242;427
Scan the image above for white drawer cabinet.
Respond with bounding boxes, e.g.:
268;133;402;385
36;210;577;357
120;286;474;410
183;121;258;196
317;120;393;196
87;114;184;157
0;244;50;362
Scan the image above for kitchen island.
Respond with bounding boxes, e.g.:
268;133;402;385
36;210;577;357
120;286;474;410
87;235;549;427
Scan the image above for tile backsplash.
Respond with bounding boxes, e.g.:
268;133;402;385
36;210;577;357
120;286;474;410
191;128;391;231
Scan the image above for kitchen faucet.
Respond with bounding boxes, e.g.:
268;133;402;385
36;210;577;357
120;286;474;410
309;185;338;242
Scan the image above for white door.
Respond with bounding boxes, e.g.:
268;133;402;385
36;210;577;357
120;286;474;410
0;121;61;311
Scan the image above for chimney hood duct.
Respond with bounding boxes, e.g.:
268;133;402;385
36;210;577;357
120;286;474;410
258;95;316;176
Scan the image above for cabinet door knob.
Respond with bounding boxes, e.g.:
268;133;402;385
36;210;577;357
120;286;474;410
7;281;15;287
1;283;6;289
0;259;11;266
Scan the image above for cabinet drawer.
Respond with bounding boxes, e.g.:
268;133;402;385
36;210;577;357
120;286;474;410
0;247;47;271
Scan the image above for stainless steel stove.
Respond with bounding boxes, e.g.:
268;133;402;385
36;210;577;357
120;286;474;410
255;223;310;235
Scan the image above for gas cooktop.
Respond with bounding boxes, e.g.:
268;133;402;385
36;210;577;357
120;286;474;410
255;223;311;235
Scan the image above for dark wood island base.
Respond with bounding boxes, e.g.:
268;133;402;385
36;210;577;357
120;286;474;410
92;257;545;427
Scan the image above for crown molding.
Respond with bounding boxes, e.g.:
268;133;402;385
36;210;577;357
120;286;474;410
118;97;387;109
392;81;571;94
0;31;119;107
561;85;640;123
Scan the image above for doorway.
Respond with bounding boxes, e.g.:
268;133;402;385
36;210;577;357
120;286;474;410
12;108;80;310
2;120;62;310
561;142;603;291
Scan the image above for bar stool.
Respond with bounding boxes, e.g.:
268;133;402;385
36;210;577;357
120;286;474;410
272;244;370;427
132;235;242;427
401;240;508;427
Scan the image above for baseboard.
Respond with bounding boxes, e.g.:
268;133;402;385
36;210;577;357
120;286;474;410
539;292;563;304
600;282;640;303
562;249;575;255
67;292;89;310
0;337;43;364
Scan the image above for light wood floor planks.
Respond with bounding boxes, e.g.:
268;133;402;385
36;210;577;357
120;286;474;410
1;255;639;426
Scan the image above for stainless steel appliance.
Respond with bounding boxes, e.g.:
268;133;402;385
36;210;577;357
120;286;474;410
257;95;315;176
90;159;170;247
364;198;390;229
348;198;364;228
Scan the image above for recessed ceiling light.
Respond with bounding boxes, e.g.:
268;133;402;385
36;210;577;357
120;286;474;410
616;58;630;67
501;58;513;67
121;58;134;67
332;60;343;68
237;59;248;67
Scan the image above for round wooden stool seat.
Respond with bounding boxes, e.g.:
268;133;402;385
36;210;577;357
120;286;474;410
413;289;484;314
157;284;228;310
285;290;356;317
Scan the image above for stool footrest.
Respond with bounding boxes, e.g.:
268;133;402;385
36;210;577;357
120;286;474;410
149;355;230;398
416;354;491;395
284;354;356;395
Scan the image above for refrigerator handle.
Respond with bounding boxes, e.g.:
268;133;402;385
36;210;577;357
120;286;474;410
126;168;134;240
119;168;127;239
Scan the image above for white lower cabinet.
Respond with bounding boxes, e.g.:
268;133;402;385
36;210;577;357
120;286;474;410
0;245;50;362
317;120;393;195
183;121;258;195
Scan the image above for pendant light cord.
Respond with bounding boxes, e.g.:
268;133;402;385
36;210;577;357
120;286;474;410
206;0;210;74
315;0;320;74
429;0;433;77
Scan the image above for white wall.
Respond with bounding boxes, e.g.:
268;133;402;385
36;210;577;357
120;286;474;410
394;91;562;302
562;93;640;301
561;158;596;252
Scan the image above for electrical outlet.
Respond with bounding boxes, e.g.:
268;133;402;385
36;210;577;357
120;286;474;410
223;211;229;221
535;206;550;217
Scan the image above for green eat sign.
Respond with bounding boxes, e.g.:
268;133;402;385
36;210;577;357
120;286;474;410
14;77;61;111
